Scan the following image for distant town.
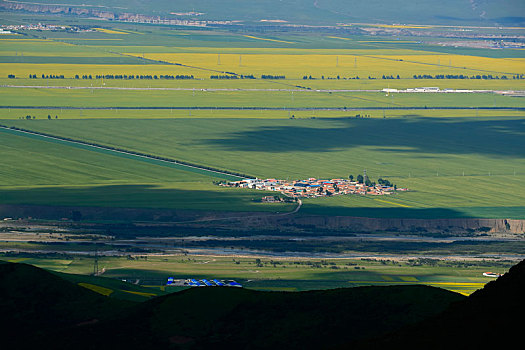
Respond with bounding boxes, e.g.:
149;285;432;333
221;174;408;200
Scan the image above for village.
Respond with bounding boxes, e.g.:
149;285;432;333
221;174;408;201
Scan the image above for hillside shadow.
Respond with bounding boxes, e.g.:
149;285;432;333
299;205;473;219
201;117;525;157
0;184;282;217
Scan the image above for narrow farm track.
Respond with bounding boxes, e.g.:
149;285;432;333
2;106;524;111
0;85;380;92
0;125;248;181
2;85;523;94
171;199;303;224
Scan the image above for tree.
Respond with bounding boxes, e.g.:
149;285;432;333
349;175;354;181
357;174;364;183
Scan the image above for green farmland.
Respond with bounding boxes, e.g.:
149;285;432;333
1;5;525;346
0;18;524;219
1;114;524;218
0;130;294;212
0;253;512;296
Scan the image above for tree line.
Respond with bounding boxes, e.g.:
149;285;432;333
28;74;65;79
261;75;285;79
348;174;397;189
414;74;510;80
89;74;194;80
211;74;256;79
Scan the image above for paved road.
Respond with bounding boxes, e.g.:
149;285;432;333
2;105;523;111
0;84;379;92
2;85;523;94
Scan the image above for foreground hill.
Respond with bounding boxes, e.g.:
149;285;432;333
0;262;134;348
357;259;525;348
1;261;463;349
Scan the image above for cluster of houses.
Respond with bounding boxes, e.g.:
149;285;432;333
221;178;407;199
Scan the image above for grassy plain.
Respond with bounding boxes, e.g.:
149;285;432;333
0;131;294;211
0;23;523;218
2;88;523;109
0;254;510;295
1;115;523;218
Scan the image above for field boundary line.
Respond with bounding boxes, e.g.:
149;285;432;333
1;106;524;111
0;124;250;180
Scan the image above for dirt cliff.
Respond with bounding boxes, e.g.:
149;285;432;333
1;204;523;234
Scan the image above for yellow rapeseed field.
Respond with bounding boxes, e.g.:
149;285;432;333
243;35;295;44
94;28;130;35
78;282;114;296
131;52;525;78
120;289;157;297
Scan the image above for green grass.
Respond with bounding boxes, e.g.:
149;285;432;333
1;87;523;108
1;115;523;217
0;22;523;218
1;254;513;295
2;77;524;91
0;131;295;211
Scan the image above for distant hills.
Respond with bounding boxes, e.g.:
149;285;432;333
1;260;523;349
2;0;524;26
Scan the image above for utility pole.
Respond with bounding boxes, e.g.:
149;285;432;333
93;248;99;276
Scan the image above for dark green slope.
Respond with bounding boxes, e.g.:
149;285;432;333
358;259;525;349
1;261;481;349
53;281;464;349
0;262;135;347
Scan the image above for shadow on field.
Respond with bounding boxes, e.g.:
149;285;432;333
300;204;470;218
0;184;471;219
203;116;525;157
0;184;284;213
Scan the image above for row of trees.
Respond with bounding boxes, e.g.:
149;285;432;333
21;115;58;120
17;73;523;81
303;75;361;80
211;75;239;79
28;74;65;79
348;174;397;189
211;74;279;79
91;74;194;80
158;75;194;80
261;75;285;79
25;74;196;80
414;74;509;80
